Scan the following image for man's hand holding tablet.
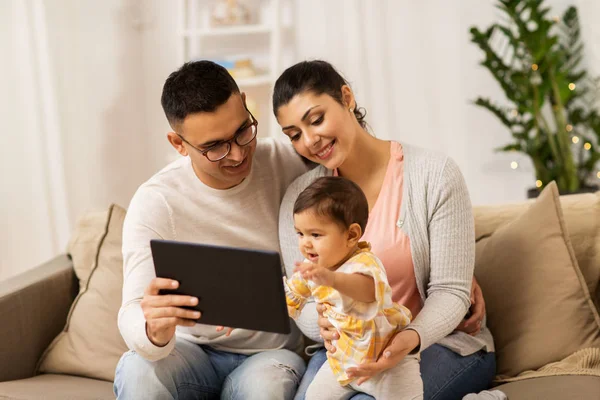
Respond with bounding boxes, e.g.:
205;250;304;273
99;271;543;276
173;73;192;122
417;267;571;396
141;277;200;347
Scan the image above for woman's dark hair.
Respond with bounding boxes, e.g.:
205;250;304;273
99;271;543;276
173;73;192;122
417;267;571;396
161;60;240;129
293;176;369;233
273;60;367;129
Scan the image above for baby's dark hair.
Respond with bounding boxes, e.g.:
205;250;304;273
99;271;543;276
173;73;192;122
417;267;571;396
293;176;369;233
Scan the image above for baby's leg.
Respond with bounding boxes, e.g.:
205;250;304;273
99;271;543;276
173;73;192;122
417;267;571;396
305;362;355;400
352;355;423;400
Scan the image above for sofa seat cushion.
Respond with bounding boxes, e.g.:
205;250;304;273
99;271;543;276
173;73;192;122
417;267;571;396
495;375;600;400
0;374;114;399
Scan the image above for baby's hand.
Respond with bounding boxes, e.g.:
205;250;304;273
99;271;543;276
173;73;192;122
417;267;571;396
216;326;235;336
296;262;335;287
287;305;300;319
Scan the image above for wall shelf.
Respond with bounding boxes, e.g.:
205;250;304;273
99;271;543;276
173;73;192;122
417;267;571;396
181;24;272;38
178;0;287;138
237;74;273;87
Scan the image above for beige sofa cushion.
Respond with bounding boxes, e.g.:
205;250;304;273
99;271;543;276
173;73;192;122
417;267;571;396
474;190;600;310
475;182;600;378
64;209;119;291
37;204;129;382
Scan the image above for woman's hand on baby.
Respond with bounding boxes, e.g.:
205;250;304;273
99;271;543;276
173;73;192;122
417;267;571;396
295;261;336;287
315;303;339;354
346;329;420;386
455;276;485;336
216;326;235;336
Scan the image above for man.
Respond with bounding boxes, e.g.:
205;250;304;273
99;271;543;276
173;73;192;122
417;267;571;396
114;61;308;399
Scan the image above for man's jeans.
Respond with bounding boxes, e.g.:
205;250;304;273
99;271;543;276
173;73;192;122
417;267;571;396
295;344;496;400
114;338;306;400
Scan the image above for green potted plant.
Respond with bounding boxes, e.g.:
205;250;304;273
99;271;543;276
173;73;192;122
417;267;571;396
470;0;600;197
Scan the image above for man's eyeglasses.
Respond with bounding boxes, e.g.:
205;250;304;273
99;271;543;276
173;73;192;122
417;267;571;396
177;111;258;162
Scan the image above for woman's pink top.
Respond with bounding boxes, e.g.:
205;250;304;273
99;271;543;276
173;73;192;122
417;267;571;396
337;141;422;318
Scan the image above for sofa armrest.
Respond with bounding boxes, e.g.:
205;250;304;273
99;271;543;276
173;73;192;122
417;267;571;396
0;254;77;382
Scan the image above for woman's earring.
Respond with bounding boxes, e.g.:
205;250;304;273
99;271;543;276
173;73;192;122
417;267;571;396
349;108;354;113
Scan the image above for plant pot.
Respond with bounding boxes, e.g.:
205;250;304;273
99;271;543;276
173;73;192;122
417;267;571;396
527;184;599;199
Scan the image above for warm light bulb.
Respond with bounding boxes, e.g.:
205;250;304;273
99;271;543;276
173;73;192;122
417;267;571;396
569;83;576;91
597;171;600;179
531;64;539;71
536;180;543;188
566;124;573;132
584;142;592;151
511;109;518;117
511;161;519;169
572;136;580;144
553;16;560;22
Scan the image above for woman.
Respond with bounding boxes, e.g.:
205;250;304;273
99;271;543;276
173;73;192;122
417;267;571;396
274;60;496;400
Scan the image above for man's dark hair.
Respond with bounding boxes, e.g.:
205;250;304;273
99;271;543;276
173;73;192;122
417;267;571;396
293;176;369;233
161;60;240;128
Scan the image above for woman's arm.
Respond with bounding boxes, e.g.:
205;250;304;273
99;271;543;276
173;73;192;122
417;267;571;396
407;157;474;352
346;157;475;382
455;276;485;336
278;167;329;342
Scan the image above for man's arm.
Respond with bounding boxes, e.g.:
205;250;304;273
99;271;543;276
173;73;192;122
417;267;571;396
118;187;197;361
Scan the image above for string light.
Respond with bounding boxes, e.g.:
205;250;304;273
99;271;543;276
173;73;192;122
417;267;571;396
553;16;560;22
572;136;580;144
536;180;543;188
511;161;519;169
597;171;600;179
531;64;539;71
568;83;576;90
584;142;592;151
566;124;573;132
511;109;518;117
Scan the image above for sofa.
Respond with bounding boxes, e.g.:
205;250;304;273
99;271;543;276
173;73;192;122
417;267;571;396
1;182;599;400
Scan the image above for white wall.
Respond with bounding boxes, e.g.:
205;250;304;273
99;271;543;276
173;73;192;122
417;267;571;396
45;0;157;222
1;0;167;280
291;0;600;206
2;0;599;279
1;1;57;280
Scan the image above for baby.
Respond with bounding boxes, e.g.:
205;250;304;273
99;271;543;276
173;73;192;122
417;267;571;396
284;176;422;400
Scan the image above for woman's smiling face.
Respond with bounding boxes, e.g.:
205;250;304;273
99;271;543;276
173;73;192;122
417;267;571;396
276;89;358;170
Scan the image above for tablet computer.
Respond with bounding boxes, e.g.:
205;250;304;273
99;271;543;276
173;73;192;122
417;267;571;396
150;239;291;334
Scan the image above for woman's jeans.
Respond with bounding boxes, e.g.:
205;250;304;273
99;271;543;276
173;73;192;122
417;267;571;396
295;344;496;400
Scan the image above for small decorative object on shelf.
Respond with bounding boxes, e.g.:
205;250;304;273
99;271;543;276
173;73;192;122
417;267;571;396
180;0;286;139
230;59;257;79
212;57;262;80
211;0;250;27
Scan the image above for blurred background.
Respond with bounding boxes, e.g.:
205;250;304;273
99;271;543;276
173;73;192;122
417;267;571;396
2;0;600;280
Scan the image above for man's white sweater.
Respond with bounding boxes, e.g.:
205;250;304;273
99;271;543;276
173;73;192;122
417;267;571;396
118;138;308;361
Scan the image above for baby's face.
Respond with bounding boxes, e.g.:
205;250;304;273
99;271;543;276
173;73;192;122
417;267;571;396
293;210;352;270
